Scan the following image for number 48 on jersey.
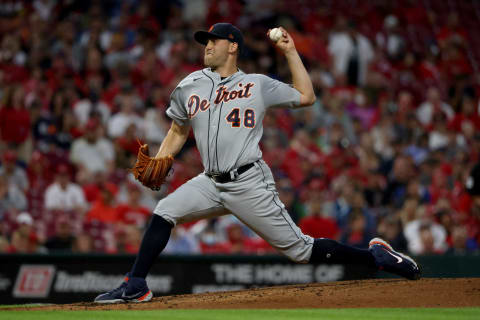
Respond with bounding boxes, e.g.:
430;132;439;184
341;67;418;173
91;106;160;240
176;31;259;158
226;108;255;128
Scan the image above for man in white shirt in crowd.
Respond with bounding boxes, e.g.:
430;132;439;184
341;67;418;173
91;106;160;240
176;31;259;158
416;87;454;127
70;118;115;183
72;77;111;127
403;205;448;255
328;18;374;86
44;164;88;213
108;93;144;139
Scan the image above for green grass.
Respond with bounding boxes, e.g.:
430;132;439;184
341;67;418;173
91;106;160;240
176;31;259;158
0;308;479;320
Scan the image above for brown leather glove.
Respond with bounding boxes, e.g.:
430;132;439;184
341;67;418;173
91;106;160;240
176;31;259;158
130;143;173;191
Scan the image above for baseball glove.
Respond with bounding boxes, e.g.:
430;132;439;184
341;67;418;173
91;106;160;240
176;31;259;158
130;143;174;191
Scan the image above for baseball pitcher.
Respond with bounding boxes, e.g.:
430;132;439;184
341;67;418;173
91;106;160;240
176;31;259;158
95;23;420;303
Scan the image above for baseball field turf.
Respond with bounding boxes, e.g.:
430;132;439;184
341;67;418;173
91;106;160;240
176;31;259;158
1;308;480;320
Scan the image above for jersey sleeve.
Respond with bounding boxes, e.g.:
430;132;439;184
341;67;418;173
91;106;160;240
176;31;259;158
166;86;189;126
259;75;301;109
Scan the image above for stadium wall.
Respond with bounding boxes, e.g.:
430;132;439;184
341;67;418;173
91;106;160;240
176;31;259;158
0;254;478;304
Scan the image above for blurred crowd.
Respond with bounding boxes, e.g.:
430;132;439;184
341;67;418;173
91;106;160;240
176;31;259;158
1;0;480;256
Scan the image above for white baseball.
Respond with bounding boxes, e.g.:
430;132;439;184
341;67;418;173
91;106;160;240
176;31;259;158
269;28;283;42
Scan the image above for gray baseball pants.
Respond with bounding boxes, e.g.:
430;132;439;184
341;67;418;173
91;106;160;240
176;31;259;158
154;160;314;262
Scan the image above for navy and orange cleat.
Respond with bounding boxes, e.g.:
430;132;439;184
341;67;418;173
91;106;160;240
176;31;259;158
94;274;153;303
368;238;421;280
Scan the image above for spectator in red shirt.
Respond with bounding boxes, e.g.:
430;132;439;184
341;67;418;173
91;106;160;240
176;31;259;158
417;52;441;85
0;85;31;148
0;35;29;83
116;183;151;228
448;95;480;135
440;44;472;80
86;183;118;224
436;12;468;49
206;0;243;27
299;196;339;240
128;3;160;34
167;148;203;193
429;165;453;205
115;123;141;161
340;208;374;248
281;129;323;188
218;223;274;255
401;0;428;26
82;172;118;204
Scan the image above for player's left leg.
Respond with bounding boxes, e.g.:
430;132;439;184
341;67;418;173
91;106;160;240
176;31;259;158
94;215;170;303
223;160;420;280
95;173;228;303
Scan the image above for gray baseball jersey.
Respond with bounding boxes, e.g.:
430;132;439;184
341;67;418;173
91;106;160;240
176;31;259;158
156;68;314;262
166;68;300;173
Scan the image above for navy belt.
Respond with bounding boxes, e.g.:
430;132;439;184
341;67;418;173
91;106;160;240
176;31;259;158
206;162;255;183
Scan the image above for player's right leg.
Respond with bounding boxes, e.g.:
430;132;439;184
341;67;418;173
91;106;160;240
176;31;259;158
224;160;420;280
223;161;376;266
94;173;226;303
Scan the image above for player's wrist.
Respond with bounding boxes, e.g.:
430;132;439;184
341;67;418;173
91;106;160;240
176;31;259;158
284;48;299;59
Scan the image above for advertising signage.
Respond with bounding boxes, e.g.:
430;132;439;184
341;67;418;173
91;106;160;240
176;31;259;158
0;254;377;304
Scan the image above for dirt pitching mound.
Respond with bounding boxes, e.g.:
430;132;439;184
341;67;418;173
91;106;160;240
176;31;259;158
15;278;480;310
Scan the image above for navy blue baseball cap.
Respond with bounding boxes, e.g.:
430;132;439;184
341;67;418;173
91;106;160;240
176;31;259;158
194;23;244;52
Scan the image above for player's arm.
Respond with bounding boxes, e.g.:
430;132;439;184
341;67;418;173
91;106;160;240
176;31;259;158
269;27;316;107
154;121;191;158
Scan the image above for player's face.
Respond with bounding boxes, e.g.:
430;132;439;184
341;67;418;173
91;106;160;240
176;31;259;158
204;38;230;68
